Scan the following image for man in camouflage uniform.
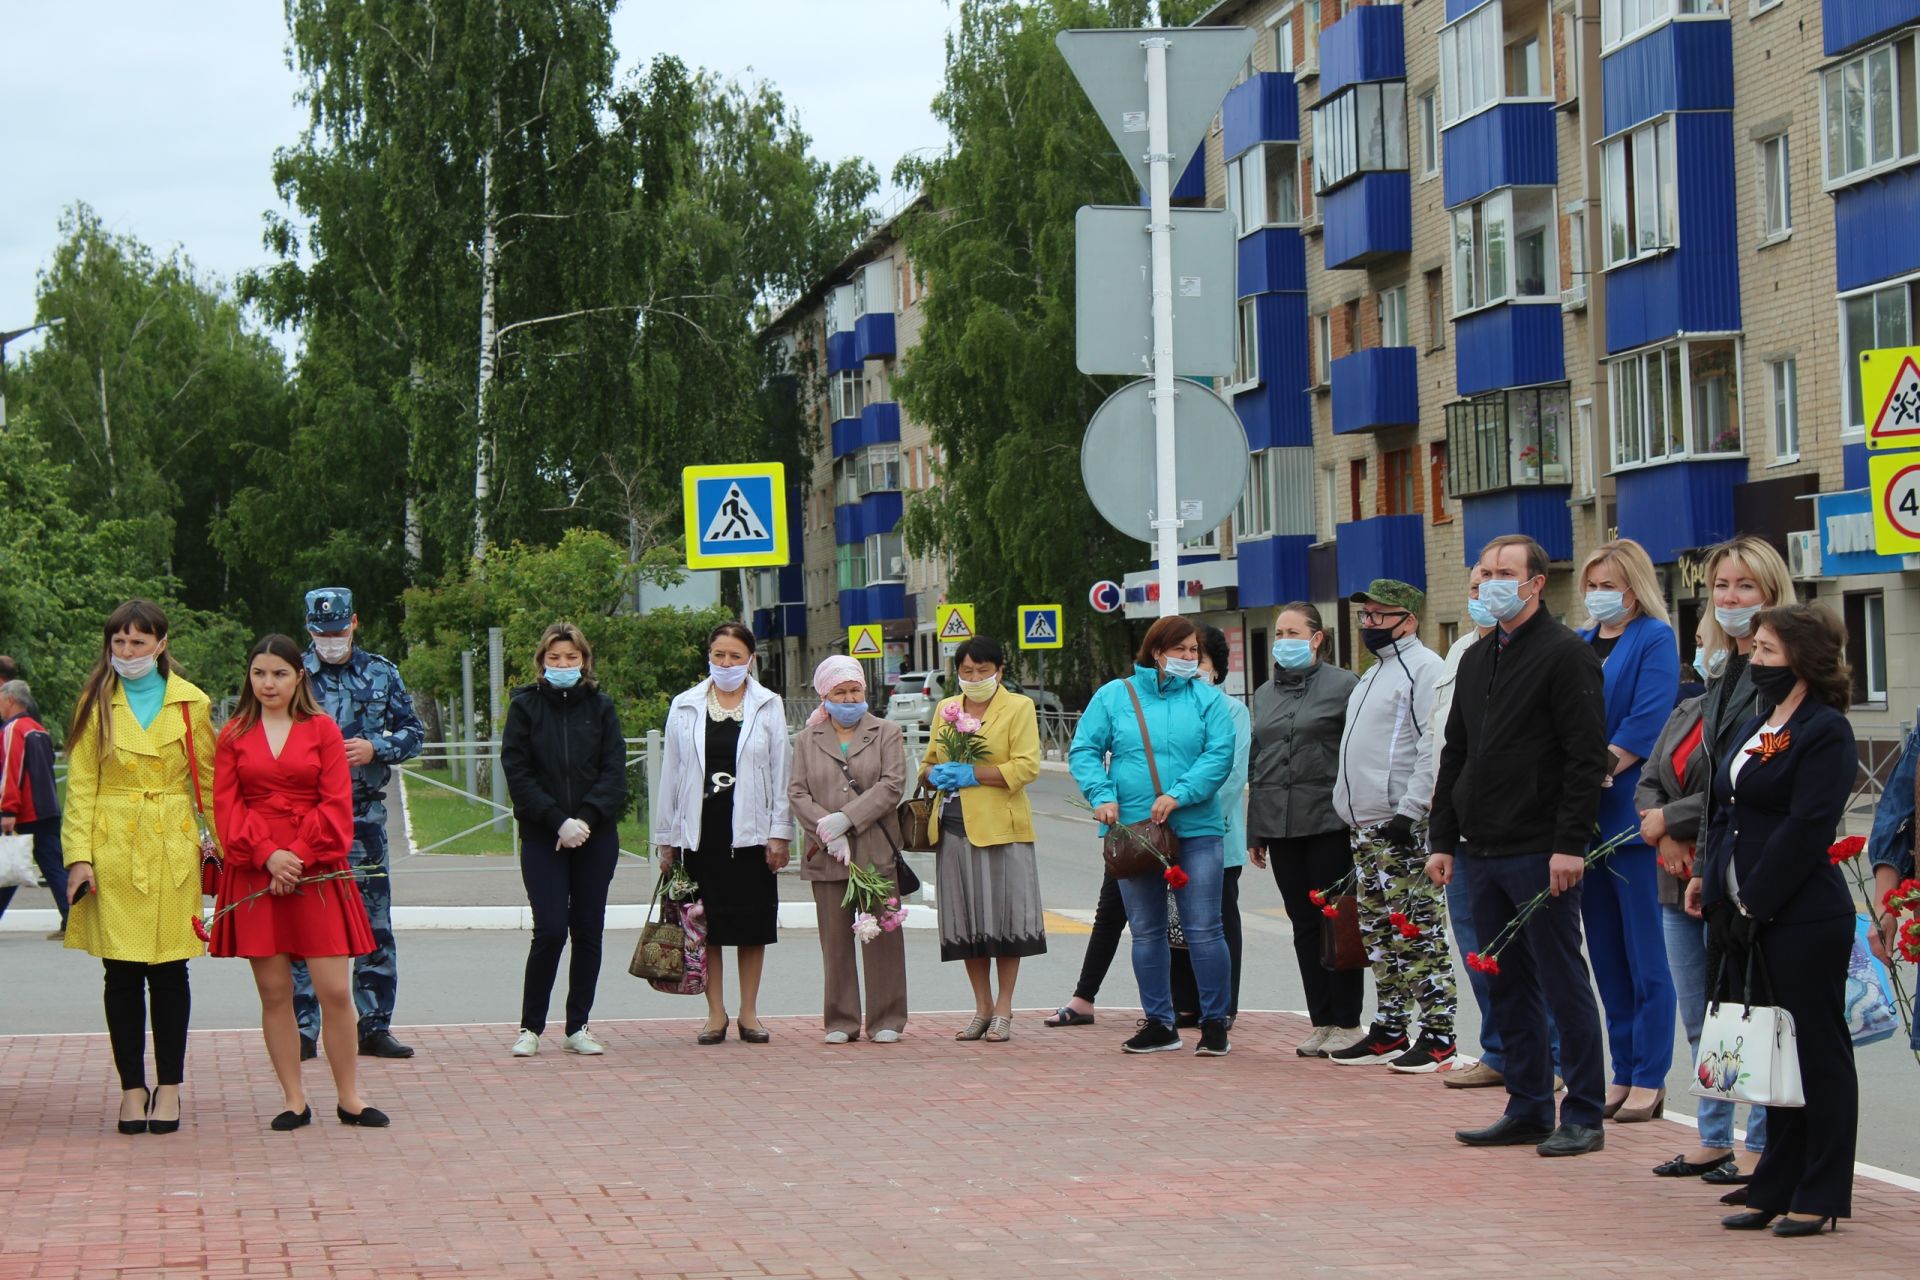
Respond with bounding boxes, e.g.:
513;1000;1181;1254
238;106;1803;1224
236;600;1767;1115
1327;579;1456;1072
293;587;425;1060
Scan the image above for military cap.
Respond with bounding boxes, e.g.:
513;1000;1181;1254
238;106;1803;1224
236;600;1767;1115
305;587;354;633
1349;578;1424;618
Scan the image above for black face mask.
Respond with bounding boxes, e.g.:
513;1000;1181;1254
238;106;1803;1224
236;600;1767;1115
1360;626;1398;654
1748;662;1798;703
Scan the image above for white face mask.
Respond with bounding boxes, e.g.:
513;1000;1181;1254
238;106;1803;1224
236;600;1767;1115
111;654;158;681
958;675;999;700
311;634;353;665
709;662;751;692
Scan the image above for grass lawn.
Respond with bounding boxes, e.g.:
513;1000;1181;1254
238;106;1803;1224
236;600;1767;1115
400;765;652;856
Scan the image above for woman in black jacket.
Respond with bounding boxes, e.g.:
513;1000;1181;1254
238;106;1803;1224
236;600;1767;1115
501;623;629;1058
1689;604;1858;1237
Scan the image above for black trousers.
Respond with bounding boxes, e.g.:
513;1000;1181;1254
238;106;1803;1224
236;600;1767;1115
102;959;190;1091
1071;871;1127;1003
1266;830;1364;1027
519;825;619;1037
1170;866;1243;1017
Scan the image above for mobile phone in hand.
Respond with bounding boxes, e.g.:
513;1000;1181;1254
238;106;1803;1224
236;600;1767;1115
72;880;93;905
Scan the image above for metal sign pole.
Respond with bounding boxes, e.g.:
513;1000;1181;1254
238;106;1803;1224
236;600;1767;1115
1144;36;1180;620
488;626;508;833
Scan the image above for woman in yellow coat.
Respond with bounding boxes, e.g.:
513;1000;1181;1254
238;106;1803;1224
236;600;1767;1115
63;600;218;1136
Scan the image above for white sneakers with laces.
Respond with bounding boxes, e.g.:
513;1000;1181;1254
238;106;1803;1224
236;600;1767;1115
511;1030;539;1057
563;1027;605;1055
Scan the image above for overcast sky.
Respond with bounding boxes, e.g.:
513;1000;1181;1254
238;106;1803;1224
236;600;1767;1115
0;0;953;352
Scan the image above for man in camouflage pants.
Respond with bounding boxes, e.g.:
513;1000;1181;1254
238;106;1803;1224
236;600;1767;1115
294;588;425;1060
1327;579;1457;1072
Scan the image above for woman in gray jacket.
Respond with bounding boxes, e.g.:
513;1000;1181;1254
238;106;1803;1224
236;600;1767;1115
1248;603;1361;1056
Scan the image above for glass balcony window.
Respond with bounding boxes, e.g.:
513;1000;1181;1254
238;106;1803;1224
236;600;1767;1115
1601;117;1678;270
833;456;861;507
1311;82;1407;194
1228;143;1301;234
1607;337;1745;469
835;542;868;593
1445;384;1573;497
1452;188;1559;315
1820;34;1920;190
1601;0;1727;52
1440;1;1555;128
858;444;902;496
830;368;865;421
865;531;905;584
1840;276;1919;430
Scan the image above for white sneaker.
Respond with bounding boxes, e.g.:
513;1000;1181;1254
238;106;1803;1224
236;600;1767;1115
563;1027;605;1055
823;1030;851;1044
1320;1026;1368;1055
870;1029;901;1044
511;1030;539;1057
1295;1026;1333;1058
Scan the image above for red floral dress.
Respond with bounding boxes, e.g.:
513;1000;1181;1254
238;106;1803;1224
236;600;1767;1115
209;715;374;960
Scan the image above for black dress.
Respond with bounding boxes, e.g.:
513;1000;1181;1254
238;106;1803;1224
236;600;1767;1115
685;711;778;947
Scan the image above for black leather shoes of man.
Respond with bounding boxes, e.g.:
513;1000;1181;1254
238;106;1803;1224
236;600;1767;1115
359;1030;415;1059
1537;1124;1605;1157
1455;1115;1554;1147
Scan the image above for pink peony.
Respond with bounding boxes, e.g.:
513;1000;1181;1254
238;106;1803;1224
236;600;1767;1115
954;713;981;735
885;896;900;909
941;702;962;725
852;912;883;944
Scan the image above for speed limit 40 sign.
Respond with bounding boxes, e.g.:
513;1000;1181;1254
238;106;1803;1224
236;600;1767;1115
1870;451;1920;554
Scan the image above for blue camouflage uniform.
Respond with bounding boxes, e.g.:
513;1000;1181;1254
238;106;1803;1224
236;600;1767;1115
291;589;424;1040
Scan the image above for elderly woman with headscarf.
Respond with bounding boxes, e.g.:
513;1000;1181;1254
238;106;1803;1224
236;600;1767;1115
788;655;910;1044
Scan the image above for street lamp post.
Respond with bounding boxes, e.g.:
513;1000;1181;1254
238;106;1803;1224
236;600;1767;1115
0;318;64;430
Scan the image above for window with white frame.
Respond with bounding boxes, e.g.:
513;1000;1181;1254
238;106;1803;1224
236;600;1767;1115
1820;35;1920;188
1573;398;1597;498
833;455;860;506
1603;1;1727;51
1507;33;1543;99
1235;449;1276;539
1303;1;1321;71
1319;463;1337;539
1846;592;1889;704
1840;278;1918;428
1418;90;1439;177
1608;338;1744;467
1758;133;1791;240
1270;2;1296;73
1234;298;1260;387
830;367;865;420
864;531;905;583
1311;82;1408;192
860;443;902;495
1601;116;1678;268
1379;286;1408;347
1565;205;1588;301
1440;3;1501;126
835;543;867;593
1227;142;1301;234
1768;358;1799;460
1560;10;1582;100
1452;188;1559;314
1314;311;1333;385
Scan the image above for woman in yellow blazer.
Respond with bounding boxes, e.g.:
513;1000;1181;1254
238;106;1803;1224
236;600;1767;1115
63;601;218;1136
918;636;1044;1042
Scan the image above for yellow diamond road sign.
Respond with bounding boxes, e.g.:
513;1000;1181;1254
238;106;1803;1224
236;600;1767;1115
1861;347;1920;450
1018;605;1064;649
935;603;975;643
1870;450;1920;555
847;624;883;659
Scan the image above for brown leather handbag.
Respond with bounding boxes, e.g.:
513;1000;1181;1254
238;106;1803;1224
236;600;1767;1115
1101;682;1180;879
1318;894;1366;971
897;783;940;854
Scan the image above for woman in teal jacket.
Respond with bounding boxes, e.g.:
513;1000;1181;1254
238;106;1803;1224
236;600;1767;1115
1069;616;1237;1056
1168;625;1250;1025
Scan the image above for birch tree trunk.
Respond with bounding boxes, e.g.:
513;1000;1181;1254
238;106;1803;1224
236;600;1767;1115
471;0;503;563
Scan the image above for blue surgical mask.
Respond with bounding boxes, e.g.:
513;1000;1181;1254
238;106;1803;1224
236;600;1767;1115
1690;647;1726;681
825;699;868;726
1478;578;1529;623
1714;603;1761;638
1163;656;1200;681
544;666;582;689
1584;590;1630;625
1272;638;1314;670
1466;597;1497;629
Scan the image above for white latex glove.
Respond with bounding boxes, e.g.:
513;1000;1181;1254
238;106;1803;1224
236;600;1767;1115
557;818;591;849
816;812;853;844
827;836;852;865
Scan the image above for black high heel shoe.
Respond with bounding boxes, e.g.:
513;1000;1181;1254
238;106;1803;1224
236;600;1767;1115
1721;1211;1779;1231
147;1087;181;1135
696;1018;730;1046
1771;1215;1837;1237
337;1104;391;1128
270;1106;313;1132
118;1088;150;1136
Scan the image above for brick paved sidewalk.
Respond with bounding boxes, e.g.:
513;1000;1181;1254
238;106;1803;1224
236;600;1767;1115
1;1011;1913;1280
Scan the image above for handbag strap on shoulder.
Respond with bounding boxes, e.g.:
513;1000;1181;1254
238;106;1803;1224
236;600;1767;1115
1123;680;1164;798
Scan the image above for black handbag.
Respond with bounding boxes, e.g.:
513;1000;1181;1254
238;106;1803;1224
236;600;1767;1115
828;750;921;895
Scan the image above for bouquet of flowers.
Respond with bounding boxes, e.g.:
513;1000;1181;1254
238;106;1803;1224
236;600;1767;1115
1463;824;1639;976
934;701;987;766
191;868;387;947
843;861;909;944
662;864;701;903
1068;798;1186;887
1830;834;1920;1064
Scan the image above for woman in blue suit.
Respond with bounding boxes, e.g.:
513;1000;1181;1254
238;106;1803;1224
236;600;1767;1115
1577;539;1680;1122
1689;604;1858;1236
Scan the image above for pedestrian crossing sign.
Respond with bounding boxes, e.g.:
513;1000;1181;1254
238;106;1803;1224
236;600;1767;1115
847;624;883;658
1862;347;1920;450
1018;604;1064;650
682;463;789;568
935;603;975;643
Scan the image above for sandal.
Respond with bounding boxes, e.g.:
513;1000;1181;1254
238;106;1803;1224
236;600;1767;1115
954;1015;990;1041
1043;1005;1095;1028
983;1015;1013;1042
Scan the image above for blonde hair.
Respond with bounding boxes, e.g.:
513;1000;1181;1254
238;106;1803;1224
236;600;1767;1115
1576;538;1670;627
1698;536;1795;660
533;622;595;686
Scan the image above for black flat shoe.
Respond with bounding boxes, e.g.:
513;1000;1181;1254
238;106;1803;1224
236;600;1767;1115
1455;1115;1554;1147
697;1019;729;1045
1721;1211;1778;1231
358;1030;414;1059
1771;1215;1837;1237
1720;1187;1750;1206
147;1090;181;1135
1700;1164;1751;1186
1537;1124;1605;1157
1653;1153;1736;1178
337;1104;391;1128
118;1088;151;1136
270;1106;313;1132
738;1023;772;1044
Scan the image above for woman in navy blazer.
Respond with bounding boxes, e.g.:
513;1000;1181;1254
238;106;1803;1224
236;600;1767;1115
1576;540;1680;1122
1688;603;1858;1236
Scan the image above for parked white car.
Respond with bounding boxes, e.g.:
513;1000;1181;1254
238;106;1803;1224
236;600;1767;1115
885;670;951;728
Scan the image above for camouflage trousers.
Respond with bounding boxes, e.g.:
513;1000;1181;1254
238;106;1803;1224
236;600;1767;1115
1351;820;1455;1040
293;805;396;1038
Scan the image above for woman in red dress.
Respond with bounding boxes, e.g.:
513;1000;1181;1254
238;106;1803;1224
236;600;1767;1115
212;634;388;1130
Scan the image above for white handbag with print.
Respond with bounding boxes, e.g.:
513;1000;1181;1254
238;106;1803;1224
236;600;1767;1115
1689;944;1805;1109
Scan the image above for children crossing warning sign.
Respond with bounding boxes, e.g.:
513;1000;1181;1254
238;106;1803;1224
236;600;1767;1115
1018;604;1064;650
935;603;975;643
1861;348;1920;450
847;624;883;658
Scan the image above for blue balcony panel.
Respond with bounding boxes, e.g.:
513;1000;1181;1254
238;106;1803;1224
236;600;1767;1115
825;330;859;374
1323;171;1412;270
1600;17;1733;136
753;604;807;641
1221;73;1300;159
1846;442;1871;491
1238;227;1309;297
836;586;906;631
830;416;860;458
1442;103;1557;209
1320;4;1405;99
1615;458;1748;565
1335;514;1427;598
833;491;903;546
1825;0;1920;56
860;400;901;448
1236;534;1316;611
1604;114;1741;353
1444;0;1496;20
1460;487;1573;568
1234;294;1312;451
1331;346;1419;435
853;312;895;362
1455;304;1565;397
1836;164;1920;292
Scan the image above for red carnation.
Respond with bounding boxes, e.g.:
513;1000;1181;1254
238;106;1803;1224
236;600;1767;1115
1164;866;1190;890
1827;835;1867;865
1321;904;1339;918
191;915;210;943
1398;923;1422;939
1899;920;1920;964
1308;889;1326;907
1388;911;1409;928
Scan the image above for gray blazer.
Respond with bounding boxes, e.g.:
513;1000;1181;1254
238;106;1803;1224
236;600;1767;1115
1247;660;1359;842
1633;695;1709;844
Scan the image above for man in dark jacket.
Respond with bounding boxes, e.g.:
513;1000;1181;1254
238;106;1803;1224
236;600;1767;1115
1426;534;1611;1157
0;680;68;938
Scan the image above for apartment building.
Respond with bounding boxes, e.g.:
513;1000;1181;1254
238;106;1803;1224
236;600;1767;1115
756;204;949;693
1183;0;1920;729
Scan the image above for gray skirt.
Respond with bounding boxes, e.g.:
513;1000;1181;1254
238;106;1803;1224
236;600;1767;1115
936;824;1048;963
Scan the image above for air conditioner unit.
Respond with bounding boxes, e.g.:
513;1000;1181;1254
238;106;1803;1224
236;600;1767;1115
1786;530;1820;581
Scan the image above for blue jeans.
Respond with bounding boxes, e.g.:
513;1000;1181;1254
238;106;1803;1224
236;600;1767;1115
1662;903;1766;1152
1446;851;1558;1075
1115;835;1231;1027
293;806;396;1038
